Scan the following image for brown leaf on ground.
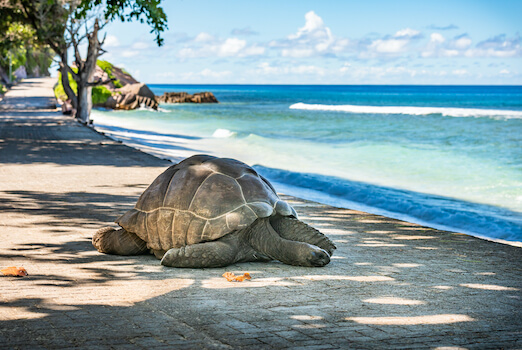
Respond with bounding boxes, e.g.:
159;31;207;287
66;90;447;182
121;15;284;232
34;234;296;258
1;267;28;277
222;272;252;282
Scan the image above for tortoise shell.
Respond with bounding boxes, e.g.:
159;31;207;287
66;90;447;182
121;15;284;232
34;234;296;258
116;155;297;251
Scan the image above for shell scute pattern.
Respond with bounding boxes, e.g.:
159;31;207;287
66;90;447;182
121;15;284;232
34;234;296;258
188;173;244;218
116;155;293;251
237;173;278;204
202;157;257;178
162;166;213;210
135;166;179;212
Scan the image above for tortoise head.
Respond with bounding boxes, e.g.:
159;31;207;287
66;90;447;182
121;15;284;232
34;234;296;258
304;246;331;267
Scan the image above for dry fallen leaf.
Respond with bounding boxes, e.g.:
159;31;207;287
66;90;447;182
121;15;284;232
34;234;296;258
222;272;251;282
1;267;28;277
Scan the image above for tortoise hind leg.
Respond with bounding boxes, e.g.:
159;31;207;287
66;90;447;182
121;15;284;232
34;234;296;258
92;227;148;256
161;236;241;268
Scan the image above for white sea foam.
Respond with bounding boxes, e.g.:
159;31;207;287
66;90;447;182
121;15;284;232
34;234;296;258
212;128;237;138
290;102;522;119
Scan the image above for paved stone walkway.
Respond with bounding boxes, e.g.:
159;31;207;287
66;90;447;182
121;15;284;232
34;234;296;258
0;78;521;349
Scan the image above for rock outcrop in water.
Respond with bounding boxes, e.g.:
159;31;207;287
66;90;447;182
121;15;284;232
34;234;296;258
156;91;218;104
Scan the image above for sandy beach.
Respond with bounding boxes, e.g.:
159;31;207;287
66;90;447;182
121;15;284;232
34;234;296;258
1;78;521;349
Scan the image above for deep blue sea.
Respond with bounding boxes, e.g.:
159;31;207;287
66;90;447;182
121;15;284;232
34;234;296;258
91;85;522;244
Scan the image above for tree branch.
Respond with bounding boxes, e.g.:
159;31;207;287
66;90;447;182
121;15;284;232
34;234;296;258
87;77;115;87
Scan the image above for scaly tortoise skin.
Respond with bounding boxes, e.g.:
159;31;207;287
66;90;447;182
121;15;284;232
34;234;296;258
92;155;335;268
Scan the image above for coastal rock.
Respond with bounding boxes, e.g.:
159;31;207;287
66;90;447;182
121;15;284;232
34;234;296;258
93;64;138;90
97;83;158;110
156;91;218;104
91;62;157;110
118;83;156;101
118;94;158;110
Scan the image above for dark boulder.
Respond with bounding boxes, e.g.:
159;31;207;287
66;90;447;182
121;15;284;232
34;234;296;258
156;91;218;104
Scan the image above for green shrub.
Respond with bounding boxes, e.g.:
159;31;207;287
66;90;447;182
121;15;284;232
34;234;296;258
96;59;114;72
54;68;78;101
97;59;123;87
92;85;112;105
54;67;112;105
0;83;7;94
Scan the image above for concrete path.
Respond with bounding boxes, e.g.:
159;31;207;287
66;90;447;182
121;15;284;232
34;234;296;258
0;78;521;349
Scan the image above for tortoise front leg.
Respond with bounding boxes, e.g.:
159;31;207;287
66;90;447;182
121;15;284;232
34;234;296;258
160;237;240;268
270;216;336;256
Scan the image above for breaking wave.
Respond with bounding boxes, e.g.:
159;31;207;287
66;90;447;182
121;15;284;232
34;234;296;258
290;102;522;119
212;128;237;138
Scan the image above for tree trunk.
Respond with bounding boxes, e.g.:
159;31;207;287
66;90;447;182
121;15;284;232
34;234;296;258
73;19;101;124
59;52;77;109
76;83;92;124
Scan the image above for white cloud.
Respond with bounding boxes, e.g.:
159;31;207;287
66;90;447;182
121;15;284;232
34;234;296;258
241;45;265;56
200;68;232;78
177;35;264;58
257;62;325;76
452;69;469;76
454;36;472;49
219;38;246;56
231;27;259;36
104;35;120;47
288;11;327;40
160;69;232;82
281;48;315;58
395;28;421;38
272;11;348;57
131;42;149;50
122;50;139;57
422;33;521;58
361;28;422;58
339;62;350;73
194;32;215;42
291;65;325;75
369;39;409;53
430;33;445;43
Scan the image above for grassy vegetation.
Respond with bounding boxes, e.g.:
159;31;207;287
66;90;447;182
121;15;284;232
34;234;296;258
54;66;113;105
92;85;113;104
97;59;123;88
54;68;78;101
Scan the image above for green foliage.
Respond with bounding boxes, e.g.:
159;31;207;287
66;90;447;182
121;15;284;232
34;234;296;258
76;0;168;46
96;59;122;87
0;83;7;95
55;66;113;105
0;19;54;80
96;59;114;72
54;69;78;101
92;85;112;104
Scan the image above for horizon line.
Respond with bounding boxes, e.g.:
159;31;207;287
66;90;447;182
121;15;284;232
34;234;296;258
146;83;522;87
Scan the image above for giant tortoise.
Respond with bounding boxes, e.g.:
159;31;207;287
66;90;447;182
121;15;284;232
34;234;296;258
92;155;335;267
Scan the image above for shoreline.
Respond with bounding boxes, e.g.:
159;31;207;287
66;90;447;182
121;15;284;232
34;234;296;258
90;113;522;248
1;78;521;349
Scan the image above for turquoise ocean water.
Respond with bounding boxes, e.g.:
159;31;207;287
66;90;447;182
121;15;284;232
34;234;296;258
91;85;522;243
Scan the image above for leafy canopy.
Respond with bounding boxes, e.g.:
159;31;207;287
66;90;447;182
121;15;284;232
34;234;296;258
75;0;168;46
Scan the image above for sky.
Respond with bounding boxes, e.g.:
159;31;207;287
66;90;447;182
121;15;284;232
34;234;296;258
97;0;522;85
